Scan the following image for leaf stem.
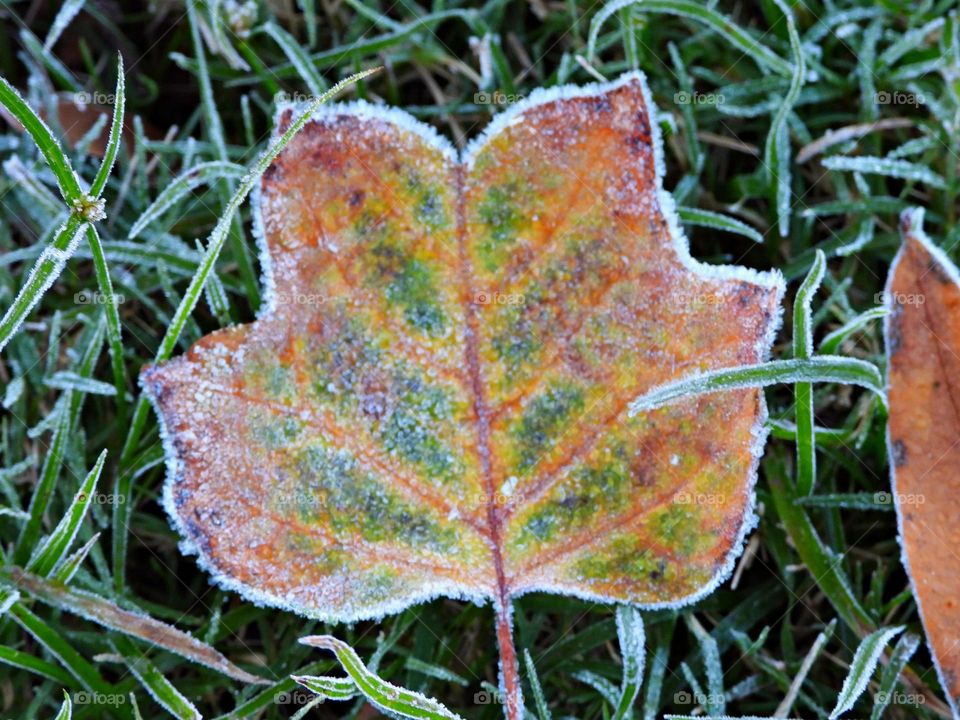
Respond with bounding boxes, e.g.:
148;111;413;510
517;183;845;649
495;599;522;720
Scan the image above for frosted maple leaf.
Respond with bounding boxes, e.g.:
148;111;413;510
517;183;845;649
142;71;784;718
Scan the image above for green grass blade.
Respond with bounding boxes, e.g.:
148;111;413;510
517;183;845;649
27;450;106;577
54;690;72;720
299;635;464;719
793;250;825;496
0;215;87;353
0;74;83;201
127;161;246;239
830;627;905;718
9;602;107;691
89;54;126;199
763;0;805;238
870;632;920;720
819;307;888;354
15;402;72;565
821;156;947;189
113;636;202;720
588;0;792;76
523;649;552;720
613;606;645;720
293;674;359;701
263;20;328;95
677;206;764;244
86;225;128;421
0;643;75;685
628;356;885;416
4;567;270;685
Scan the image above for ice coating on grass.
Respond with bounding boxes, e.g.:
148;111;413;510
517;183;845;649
143;71;785;638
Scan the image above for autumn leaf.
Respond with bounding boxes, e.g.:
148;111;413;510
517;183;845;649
141;71;783;718
885;207;960;718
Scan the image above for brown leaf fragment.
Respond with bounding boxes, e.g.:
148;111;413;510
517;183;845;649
886;208;960;718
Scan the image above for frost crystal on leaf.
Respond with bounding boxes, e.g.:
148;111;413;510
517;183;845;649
141;71;784;718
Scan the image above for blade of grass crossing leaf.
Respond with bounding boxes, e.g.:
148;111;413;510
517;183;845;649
27;450;106;577
614;606;645;720
628;356;885;416
299;635;465;719
774;619;835;717
830;627;905;718
764;0;805;238
794;250;825;496
119;68;378;468
15;402;72;565
113;636;201;720
677;206;764;244
113;68;379;588
870;632;920;720
587;0;792;75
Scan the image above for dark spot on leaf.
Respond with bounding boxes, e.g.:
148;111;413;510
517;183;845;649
892;439;907;467
649;559;666;581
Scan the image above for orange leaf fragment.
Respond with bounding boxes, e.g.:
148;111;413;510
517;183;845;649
885;208;960;717
141;72;783;717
